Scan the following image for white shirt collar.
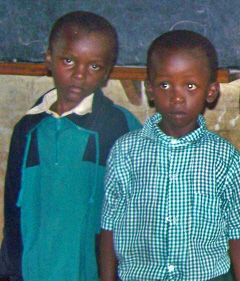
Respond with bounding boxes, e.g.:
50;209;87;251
26;89;94;118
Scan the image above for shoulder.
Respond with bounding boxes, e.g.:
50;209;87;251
13;112;47;137
113;104;142;130
204;130;240;163
93;89;141;119
13;89;52;136
110;113;160;154
110;128;143;157
93;89;141;129
205;130;238;152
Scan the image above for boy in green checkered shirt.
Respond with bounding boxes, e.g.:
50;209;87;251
100;30;240;281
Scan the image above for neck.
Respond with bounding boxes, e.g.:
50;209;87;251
50;100;77;115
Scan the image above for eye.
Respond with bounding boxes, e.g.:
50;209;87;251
63;58;73;65
187;84;197;90
159;82;170;89
90;64;101;70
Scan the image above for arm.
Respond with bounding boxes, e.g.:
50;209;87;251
0;122;26;280
100;138;129;281
225;150;240;281
229;239;240;281
99;229;118;281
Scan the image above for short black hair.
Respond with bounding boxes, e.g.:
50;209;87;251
48;11;119;65
147;30;218;83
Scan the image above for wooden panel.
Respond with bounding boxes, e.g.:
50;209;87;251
120;80;142;105
0;62;50;76
216;69;230;83
0;62;229;83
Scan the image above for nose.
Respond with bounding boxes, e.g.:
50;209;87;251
73;64;87;80
170;89;185;104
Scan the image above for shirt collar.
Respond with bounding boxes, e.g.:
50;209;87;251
26;89;94;118
143;112;206;146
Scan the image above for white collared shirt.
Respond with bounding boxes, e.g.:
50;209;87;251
26;89;94;118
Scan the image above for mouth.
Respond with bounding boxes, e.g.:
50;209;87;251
169;111;187;119
68;85;85;94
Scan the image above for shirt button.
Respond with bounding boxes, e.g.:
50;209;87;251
168;265;175;272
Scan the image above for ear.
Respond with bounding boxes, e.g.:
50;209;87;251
45;48;52;71
206;82;219;104
145;80;154;101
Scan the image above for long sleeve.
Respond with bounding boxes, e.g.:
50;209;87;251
0;122;26;281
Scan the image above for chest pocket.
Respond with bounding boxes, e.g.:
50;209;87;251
191;193;226;243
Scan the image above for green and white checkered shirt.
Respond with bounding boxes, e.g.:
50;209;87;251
101;113;240;281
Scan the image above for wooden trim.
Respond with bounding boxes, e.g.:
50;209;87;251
0;62;49;76
111;66;147;81
215;69;230;83
0;62;230;83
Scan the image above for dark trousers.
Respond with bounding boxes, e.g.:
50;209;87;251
209;270;234;281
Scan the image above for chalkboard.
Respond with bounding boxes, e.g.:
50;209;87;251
0;0;240;68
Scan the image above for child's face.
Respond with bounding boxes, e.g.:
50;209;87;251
146;48;219;138
46;27;113;110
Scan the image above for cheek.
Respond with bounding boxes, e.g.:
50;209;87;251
188;94;206;107
154;98;170;112
54;68;70;81
89;73;106;85
153;92;169;105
